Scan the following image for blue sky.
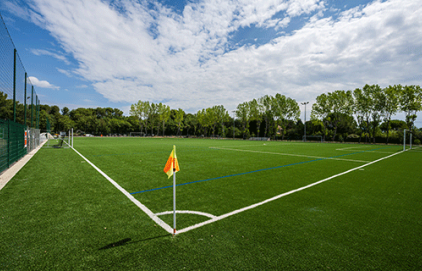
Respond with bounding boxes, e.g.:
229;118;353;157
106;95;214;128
1;0;421;126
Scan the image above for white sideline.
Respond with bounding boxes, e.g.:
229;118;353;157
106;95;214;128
175;149;404;235
210;147;369;163
68;144;174;234
0;140;47;191
335;149;396;154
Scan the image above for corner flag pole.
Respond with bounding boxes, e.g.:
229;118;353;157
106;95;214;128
173;168;176;236
163;145;179;236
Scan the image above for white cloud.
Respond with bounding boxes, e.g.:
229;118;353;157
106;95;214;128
28;76;59;89
30;48;70;64
8;0;422;115
56;68;72;77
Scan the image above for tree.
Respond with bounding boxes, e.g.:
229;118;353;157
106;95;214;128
353;87;371;143
175;108;185;136
0;91;13;120
248;99;262;137
258;95;272;137
157;103;171;136
206;107;218;136
61;107;70;116
148;103;157;135
329;90;354;141
380;120;407;132
184;113;197;136
196;109;207;136
236;102;250;139
272;94;300;140
311;93;331;141
129;100;151;135
212;105;229;137
383;85;401;144
399;85;422;135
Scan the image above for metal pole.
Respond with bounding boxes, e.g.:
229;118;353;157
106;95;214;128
31;86;34;128
410;132;412;150
301;102;309;142
13;49;17;122
304;103;307;142
36;96;39;129
173;170;176;236
24;73;27;127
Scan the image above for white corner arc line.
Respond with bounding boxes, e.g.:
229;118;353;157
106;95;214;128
175;150;404;235
155;210;217;219
210;147;369;163
69;145;173;234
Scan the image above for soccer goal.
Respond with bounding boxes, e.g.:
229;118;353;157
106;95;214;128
303;135;323;143
403;129;418;151
130;132;145;137
43;129;74;149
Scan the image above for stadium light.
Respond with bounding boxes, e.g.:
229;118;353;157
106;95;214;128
301;102;309;142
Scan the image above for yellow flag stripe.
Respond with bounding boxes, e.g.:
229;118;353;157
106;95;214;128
163;146;180;179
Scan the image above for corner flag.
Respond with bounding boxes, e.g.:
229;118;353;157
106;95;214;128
163;145;180;178
163;145;180;236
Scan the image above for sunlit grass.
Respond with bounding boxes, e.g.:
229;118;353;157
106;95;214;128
0;138;420;270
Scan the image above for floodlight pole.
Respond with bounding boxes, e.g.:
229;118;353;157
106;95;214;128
301;102;309;142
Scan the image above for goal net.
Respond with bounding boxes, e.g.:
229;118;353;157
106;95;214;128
43;129;73;149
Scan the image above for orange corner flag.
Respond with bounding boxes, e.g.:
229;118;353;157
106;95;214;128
163;145;180;179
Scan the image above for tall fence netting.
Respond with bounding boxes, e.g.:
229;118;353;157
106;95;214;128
0;13;42;174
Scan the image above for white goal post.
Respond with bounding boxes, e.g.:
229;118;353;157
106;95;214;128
403;129;414;151
43;128;73;148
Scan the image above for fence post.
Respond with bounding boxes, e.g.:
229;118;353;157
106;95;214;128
36;96;39;129
24;72;27;128
31;86;34;128
7;120;10;168
13;49;17;122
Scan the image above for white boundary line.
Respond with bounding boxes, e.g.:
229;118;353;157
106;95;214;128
335;149;397;154
67;140;405;236
210;147;369;163
68;144;174;234
175;149;404;235
155;210;217;219
335;146;368;151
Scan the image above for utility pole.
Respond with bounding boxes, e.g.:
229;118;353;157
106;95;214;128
301;102;309;142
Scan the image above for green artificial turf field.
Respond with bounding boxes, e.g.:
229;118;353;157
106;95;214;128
1;137;421;270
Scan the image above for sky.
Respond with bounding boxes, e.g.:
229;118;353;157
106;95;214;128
1;0;421;127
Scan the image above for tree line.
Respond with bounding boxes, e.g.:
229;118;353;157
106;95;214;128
1;84;421;144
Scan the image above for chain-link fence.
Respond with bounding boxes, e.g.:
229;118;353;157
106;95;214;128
0;13;42;174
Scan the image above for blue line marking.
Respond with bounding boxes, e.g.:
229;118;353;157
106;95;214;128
130;146;398;195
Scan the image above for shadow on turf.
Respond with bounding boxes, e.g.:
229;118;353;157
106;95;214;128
99;234;170;250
